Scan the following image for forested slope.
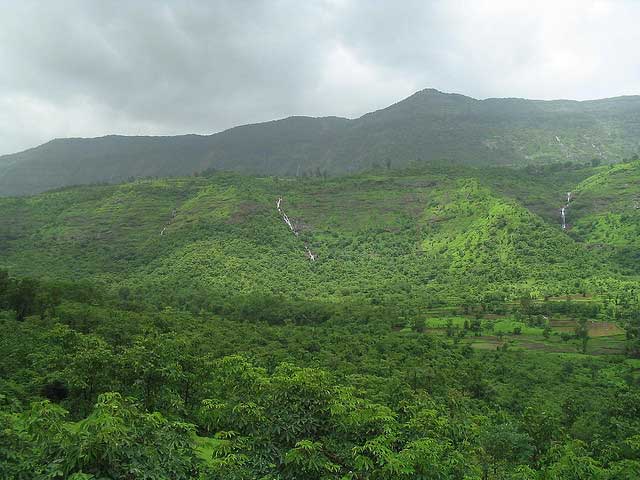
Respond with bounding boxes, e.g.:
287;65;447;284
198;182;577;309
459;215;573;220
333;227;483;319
0;163;621;310
568;161;640;273
3;162;640;478
2;89;640;196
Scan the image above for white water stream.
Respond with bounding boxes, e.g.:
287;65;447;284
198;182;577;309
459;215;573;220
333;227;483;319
160;208;178;236
277;197;316;261
561;191;572;229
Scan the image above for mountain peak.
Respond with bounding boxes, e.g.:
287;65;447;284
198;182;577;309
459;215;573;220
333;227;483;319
405;88;476;104
417;87;446;95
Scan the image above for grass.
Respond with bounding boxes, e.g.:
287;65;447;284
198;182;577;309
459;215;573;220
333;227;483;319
418;312;627;356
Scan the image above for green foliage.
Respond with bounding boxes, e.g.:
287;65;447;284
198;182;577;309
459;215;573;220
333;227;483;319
2;285;640;478
2;160;640;478
0;164;631;315
569;160;640;274
1;393;199;479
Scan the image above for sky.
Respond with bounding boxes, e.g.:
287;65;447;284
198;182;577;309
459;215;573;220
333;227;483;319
1;0;639;156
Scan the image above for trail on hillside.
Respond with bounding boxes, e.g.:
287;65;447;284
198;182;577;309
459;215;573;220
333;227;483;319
277;196;316;261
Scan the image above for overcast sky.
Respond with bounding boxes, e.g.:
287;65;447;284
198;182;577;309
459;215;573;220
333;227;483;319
1;0;639;155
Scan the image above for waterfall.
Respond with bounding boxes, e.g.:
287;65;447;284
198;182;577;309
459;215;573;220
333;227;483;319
304;244;316;261
591;143;605;159
160;207;178;236
277;197;298;236
277;196;316;261
560;192;572;229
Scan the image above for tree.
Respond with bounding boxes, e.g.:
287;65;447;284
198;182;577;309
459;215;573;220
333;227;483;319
519;294;534;317
471;318;483;336
479;420;533;479
2;394;200;479
0;270;9;308
575;319;590;354
412;317;426;333
283;440;340;478
446;319;455;337
522;405;562;462
66;393;198;479
118;335;186;412
9;278;39;321
543;441;603;479
624;311;640;358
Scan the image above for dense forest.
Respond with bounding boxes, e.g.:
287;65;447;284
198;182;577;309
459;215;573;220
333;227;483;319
2;159;640;478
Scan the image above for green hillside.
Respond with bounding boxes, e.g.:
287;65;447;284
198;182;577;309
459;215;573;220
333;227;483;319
567;160;640;273
0;164;619;310
3;162;640;478
2;89;640;196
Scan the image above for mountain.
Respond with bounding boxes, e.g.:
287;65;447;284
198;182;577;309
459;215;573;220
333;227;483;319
2;89;640;196
0;162;630;309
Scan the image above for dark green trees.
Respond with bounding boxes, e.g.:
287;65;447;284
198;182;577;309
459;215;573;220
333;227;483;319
0;271;61;321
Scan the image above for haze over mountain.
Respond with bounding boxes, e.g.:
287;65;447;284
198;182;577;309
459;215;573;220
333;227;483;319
2;88;639;196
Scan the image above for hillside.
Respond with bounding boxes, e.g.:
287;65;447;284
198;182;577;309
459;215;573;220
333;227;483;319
0;163;630;310
3;163;640;479
568;160;640;273
2;89;640;196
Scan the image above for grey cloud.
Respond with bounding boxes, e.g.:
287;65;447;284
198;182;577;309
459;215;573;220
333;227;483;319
1;0;639;155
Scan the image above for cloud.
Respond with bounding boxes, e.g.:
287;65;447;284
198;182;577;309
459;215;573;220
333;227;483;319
1;0;639;155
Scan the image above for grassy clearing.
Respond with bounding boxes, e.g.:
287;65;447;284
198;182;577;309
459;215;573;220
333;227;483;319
419;312;627;356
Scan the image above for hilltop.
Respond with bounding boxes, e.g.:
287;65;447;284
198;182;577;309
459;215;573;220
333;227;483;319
2;89;640;196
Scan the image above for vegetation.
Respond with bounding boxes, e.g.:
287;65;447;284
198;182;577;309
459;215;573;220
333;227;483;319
2;89;640;196
0;162;629;310
2;159;640;478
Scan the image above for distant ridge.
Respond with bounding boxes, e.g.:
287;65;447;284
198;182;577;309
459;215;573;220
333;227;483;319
1;89;640;196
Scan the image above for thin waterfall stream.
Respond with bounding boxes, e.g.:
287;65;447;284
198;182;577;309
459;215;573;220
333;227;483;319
561;191;572;229
277;197;316;261
160;208;178;236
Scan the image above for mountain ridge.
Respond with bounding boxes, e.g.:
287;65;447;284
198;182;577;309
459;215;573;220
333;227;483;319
2;88;640;196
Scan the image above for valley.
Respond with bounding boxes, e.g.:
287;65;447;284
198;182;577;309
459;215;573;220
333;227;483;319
2;150;640;480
